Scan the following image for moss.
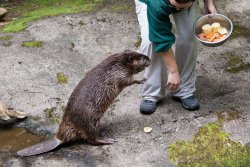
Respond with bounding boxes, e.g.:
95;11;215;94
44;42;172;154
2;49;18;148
1;0;104;32
0;36;12;40
134;38;142;48
57;72;68;84
55;97;63;104
79;20;86;26
55;97;62;102
230;24;250;40
225;54;250;73
61;106;66;112
2;41;12;47
22;40;43;47
216;109;241;123
32;115;41;121
44;107;56;119
0;0;135;32
169;122;250;167
44;107;61;124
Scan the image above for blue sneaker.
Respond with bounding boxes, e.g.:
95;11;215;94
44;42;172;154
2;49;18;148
173;95;200;111
181;95;200;111
140;99;157;115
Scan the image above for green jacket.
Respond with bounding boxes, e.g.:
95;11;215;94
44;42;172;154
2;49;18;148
139;0;180;52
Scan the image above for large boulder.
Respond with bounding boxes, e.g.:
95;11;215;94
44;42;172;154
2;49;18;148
0;7;8;20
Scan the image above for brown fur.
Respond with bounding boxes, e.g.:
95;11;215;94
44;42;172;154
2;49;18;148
56;50;150;144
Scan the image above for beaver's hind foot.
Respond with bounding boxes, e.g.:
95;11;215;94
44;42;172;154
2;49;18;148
88;138;118;145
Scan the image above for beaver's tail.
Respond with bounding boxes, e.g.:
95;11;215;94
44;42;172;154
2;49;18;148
16;137;62;157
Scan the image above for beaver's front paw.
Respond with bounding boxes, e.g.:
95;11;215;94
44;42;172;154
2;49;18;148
134;78;147;84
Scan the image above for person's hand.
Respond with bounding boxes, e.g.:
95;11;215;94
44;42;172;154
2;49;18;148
167;71;180;91
204;0;217;15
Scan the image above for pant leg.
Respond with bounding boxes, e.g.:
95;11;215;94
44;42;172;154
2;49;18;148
135;0;167;102
172;2;199;99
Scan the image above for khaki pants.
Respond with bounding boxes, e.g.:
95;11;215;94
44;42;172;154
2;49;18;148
135;0;199;101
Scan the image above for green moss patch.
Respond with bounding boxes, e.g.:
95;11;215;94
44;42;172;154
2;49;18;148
134;37;142;48
61;106;66;112
226;54;250;73
44;107;61;124
79;20;86;26
231;24;250;40
1;0;135;32
2;0;104;32
32;115;41;121
216;109;241;123
22;40;43;47
0;35;12;40
169;122;250;167
2;41;12;47
57;72;68;84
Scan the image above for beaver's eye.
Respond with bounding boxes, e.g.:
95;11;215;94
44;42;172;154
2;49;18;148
128;56;134;63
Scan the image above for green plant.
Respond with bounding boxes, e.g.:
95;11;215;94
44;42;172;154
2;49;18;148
22;40;43;47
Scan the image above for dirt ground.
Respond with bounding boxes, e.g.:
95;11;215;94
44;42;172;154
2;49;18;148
0;0;249;166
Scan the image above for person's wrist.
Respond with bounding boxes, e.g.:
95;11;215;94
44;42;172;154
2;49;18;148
167;62;179;74
204;0;214;4
168;68;179;74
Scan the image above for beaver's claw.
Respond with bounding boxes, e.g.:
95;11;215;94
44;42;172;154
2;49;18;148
134;78;147;84
141;77;147;83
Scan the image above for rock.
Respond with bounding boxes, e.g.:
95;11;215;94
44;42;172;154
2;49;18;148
0;22;7;27
0;101;27;121
0;8;8;19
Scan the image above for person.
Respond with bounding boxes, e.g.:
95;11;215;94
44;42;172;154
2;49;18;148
135;0;217;114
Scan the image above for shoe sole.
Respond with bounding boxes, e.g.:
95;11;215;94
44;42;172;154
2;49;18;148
173;96;200;111
182;103;200;111
140;109;156;115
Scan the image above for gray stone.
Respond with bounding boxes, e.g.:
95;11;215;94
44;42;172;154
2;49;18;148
0;7;7;19
0;1;249;167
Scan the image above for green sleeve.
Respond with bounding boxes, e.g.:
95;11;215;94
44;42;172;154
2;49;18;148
146;0;176;52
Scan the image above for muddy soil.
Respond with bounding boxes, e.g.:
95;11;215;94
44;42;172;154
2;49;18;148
0;0;249;166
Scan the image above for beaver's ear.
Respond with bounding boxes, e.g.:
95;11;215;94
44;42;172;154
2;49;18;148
122;51;133;63
127;55;134;64
124;50;131;53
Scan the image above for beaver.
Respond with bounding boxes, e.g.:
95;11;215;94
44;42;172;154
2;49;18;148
17;50;150;156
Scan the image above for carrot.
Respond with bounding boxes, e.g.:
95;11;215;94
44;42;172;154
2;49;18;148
206;32;215;39
211;38;221;42
206;30;217;39
215;33;220;38
209;33;217;42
